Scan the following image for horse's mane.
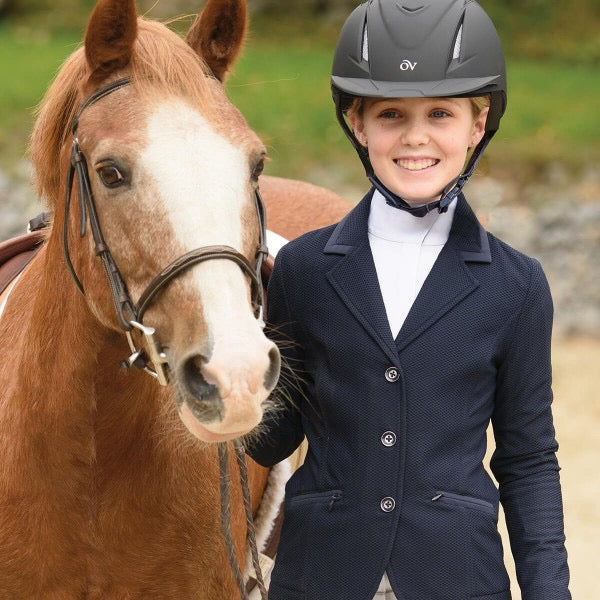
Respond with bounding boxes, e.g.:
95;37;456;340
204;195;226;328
30;19;220;206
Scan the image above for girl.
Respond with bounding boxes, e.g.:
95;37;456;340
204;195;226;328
248;1;571;598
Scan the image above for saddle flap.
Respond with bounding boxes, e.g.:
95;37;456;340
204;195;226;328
0;230;46;296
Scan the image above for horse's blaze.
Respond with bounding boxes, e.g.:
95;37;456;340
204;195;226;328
126;99;280;440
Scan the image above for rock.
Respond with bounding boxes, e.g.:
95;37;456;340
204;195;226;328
0;162;43;238
469;174;600;338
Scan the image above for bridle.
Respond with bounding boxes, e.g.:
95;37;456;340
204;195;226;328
63;77;270;599
63;77;269;385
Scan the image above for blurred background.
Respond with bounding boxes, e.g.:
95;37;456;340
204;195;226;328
0;1;598;597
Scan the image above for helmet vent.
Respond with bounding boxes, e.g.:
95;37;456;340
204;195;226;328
452;23;463;60
362;19;369;62
398;4;426;14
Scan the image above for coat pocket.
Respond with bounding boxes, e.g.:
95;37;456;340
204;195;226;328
270;489;343;595
431;491;496;517
287;489;343;510
431;491;508;597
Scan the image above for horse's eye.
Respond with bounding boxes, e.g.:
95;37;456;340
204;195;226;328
96;163;125;188
251;157;265;182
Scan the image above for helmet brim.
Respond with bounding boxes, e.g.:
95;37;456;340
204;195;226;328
331;74;502;99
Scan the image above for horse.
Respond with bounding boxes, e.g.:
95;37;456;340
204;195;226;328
0;0;349;596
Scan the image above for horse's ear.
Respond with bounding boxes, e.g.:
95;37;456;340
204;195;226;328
84;0;138;85
185;0;248;82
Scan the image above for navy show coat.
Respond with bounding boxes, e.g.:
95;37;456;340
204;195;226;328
248;191;570;600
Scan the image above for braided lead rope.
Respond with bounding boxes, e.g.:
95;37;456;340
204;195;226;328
233;440;268;600
218;442;248;599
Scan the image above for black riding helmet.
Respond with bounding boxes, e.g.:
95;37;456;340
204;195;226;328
331;0;507;216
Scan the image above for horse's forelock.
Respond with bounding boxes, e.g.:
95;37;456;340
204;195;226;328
131;20;217;101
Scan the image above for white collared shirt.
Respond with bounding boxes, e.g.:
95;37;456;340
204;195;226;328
368;190;456;338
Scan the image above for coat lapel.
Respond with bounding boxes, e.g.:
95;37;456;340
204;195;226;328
324;191;401;367
323;192;492;361
394;195;491;352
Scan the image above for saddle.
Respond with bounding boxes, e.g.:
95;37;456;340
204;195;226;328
0;213;50;296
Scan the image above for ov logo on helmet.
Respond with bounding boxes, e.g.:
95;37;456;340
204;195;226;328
400;59;417;71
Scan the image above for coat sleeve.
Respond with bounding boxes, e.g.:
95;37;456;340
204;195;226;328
490;258;571;599
246;247;306;467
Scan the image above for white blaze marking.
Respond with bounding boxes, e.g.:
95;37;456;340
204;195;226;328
140;100;256;348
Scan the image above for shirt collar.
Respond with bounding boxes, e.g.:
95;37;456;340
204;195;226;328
368;190;457;245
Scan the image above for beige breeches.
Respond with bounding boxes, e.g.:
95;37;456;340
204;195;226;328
373;573;398;599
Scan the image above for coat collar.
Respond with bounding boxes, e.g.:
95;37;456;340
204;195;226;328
324;189;491;262
323;189;491;363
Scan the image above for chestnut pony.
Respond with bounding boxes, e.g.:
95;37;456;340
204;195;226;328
0;0;348;597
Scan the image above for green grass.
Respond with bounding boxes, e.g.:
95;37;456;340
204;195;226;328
226;43;348;180
496;61;600;165
0;25;598;187
0;24;81;166
505;62;599;143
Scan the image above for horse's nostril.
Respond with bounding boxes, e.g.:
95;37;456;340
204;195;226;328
264;346;281;392
180;355;223;420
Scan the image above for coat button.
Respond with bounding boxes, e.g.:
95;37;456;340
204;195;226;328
381;431;397;447
380;497;396;512
384;367;399;382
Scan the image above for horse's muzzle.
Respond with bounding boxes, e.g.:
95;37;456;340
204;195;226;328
175;345;280;438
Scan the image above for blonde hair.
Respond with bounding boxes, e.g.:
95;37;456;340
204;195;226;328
469;94;491;117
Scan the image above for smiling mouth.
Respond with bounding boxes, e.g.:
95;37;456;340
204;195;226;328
395;158;439;171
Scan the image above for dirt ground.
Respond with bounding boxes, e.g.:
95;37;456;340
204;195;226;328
488;336;599;599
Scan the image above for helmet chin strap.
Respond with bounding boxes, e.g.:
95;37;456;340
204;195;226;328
368;133;493;218
368;174;448;217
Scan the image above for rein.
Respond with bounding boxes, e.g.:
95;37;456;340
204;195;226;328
63;77;269;599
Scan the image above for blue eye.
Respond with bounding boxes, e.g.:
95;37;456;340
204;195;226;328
431;110;449;118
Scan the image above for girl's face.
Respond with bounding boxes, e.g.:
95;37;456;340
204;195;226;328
348;97;488;205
